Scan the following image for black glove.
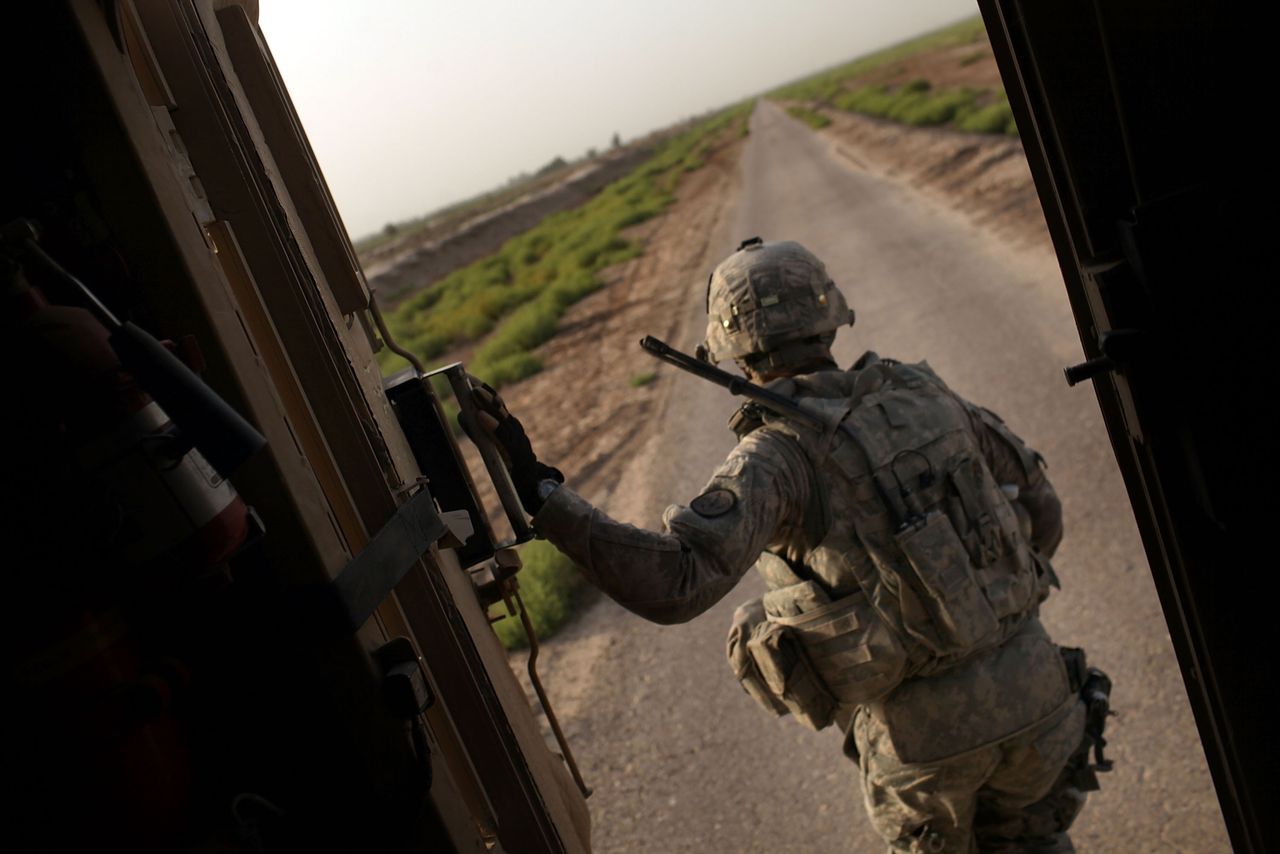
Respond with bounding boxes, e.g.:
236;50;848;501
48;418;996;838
467;378;563;514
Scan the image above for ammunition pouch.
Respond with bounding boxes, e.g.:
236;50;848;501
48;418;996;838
746;617;837;731
894;510;1000;652
726;599;789;719
727;580;908;732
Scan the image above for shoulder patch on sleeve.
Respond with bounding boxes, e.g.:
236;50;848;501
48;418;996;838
690;488;738;518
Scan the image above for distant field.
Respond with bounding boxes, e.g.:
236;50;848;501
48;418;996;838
771;16;1016;136
353;156;586;261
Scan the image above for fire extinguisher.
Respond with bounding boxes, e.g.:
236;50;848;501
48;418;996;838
3;219;266;847
3;224;259;572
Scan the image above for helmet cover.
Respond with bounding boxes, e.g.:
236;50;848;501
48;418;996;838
703;238;854;365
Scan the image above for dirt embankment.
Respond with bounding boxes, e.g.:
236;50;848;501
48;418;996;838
365;146;656;305
820;111;1050;252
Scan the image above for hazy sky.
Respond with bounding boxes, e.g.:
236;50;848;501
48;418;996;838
258;0;978;238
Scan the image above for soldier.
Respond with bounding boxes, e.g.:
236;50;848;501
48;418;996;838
469;238;1107;852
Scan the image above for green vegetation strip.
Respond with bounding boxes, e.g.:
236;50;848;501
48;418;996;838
377;101;754;388
786;105;831;129
771;17;987;102
771;17;1016;137
832;80;1015;135
489;539;580;649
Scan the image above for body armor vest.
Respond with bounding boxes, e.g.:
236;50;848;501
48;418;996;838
736;356;1055;731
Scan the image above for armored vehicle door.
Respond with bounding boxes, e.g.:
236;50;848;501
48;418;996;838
977;2;1277;851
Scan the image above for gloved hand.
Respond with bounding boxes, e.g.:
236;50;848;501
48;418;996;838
465;377;564;515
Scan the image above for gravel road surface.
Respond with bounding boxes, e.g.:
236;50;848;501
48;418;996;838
531;101;1230;853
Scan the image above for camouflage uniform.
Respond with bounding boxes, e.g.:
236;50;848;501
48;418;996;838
532;354;1092;852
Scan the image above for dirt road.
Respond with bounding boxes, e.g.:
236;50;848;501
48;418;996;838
529;100;1230;852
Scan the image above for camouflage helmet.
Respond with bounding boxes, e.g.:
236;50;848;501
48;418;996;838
702;237;854;369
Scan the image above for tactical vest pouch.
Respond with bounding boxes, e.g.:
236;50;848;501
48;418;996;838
726;598;789;719
762;579;830;617
895;510;1000;655
763;583;909;714
746;618;836;731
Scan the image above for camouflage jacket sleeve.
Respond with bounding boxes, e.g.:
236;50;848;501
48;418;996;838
530;428;813;625
967;405;1063;558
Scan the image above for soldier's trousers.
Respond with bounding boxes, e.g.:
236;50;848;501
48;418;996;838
847;699;1090;853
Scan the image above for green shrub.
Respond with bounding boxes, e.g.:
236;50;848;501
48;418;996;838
833;84;979;127
787;105;831;129
833;85;893;115
895;87;979;126
490;539;581;648
957;101;1015;135
629;370;657;387
484;298;560;355
471;351;543;387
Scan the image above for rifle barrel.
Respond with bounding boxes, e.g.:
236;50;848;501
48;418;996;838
638;336;826;430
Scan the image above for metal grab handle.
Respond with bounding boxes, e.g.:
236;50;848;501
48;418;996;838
428;362;533;549
477;554;591;800
516;588;591;799
1063;328;1143;387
